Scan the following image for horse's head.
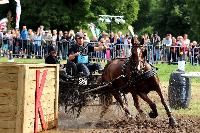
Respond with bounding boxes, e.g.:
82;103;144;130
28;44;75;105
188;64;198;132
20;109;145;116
130;44;146;71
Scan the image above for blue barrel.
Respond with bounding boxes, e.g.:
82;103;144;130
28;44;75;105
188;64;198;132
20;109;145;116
168;71;191;109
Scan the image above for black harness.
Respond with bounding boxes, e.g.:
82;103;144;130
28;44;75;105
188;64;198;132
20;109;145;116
121;58;157;87
85;58;157;94
130;67;157;85
100;45;158;93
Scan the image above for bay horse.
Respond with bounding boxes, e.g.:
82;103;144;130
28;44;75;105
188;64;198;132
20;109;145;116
100;43;177;126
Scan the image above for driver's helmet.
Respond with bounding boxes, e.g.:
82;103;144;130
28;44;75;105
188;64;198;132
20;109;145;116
75;32;84;39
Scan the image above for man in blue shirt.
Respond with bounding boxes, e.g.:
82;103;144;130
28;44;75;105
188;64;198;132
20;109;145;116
20;25;28;40
20;25;28;55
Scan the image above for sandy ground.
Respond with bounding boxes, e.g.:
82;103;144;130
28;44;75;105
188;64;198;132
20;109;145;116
44;101;200;133
45;82;200;133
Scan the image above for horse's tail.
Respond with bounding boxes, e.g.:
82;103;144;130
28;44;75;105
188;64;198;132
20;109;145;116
100;60;114;107
99;92;113;118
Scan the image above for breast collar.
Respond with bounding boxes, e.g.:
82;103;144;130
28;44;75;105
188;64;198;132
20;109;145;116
121;59;157;86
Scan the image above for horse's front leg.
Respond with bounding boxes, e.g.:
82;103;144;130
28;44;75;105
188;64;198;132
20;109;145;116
156;89;177;126
139;92;158;118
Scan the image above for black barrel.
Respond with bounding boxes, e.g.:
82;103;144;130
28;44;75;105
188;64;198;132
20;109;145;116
168;71;191;109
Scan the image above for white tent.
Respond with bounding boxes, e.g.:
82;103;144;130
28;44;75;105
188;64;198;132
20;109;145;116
15;0;21;29
0;0;21;29
0;0;9;4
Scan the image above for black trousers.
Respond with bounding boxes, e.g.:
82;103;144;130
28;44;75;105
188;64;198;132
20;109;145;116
66;60;101;77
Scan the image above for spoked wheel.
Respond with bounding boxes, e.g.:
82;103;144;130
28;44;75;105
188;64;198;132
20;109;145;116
59;80;74;107
65;89;85;118
59;73;105;119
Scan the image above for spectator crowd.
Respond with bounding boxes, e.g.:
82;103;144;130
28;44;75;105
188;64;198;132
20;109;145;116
0;25;200;65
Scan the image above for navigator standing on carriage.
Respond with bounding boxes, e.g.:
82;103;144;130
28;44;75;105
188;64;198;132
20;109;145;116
66;32;105;77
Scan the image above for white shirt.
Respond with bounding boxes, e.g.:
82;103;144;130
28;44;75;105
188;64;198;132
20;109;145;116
183;39;190;46
52;34;57;45
0;31;3;39
162;38;172;46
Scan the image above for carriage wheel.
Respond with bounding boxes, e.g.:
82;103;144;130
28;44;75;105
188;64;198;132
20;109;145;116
58;81;69;107
65;89;84;118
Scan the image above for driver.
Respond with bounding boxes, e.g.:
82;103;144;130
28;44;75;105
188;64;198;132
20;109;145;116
66;32;106;77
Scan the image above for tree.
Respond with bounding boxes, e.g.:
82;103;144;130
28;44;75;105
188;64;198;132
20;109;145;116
187;0;200;41
90;0;139;33
1;0;139;33
133;0;152;32
20;0;92;30
151;0;191;38
0;0;16;29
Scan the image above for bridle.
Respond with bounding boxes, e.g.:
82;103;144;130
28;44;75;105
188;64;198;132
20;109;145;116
127;45;157;86
129;45;145;74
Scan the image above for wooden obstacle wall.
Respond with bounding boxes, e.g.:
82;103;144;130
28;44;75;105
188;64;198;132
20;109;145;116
0;63;59;133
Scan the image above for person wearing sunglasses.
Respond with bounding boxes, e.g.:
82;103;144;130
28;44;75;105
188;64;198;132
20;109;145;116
66;32;106;77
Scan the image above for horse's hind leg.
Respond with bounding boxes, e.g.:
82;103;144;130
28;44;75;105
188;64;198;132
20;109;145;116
113;92;131;118
138;92;158;118
122;93;128;106
130;91;144;114
99;93;112;119
156;89;177;126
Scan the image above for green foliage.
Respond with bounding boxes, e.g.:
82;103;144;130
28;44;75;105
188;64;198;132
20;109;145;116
150;0;191;37
187;0;200;41
0;4;9;20
0;0;16;29
133;0;152;32
19;0;140;32
1;0;200;42
90;0;139;33
138;26;154;36
133;0;193;38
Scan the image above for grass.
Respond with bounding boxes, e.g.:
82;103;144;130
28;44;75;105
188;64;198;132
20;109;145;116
153;83;200;117
1;57;200;116
155;63;200;83
0;57;67;64
150;63;200;117
0;57;44;64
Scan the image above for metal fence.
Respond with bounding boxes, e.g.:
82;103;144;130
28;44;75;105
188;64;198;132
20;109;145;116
0;38;71;59
0;38;200;65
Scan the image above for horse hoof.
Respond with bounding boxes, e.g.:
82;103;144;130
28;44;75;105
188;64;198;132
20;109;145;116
128;114;132;118
149;111;158;118
169;117;178;126
126;115;133;122
125;113;132;118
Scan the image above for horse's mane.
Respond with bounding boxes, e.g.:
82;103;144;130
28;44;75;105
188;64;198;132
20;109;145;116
104;60;112;69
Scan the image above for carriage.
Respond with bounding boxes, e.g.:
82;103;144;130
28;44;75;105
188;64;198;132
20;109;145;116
59;44;177;126
59;56;107;118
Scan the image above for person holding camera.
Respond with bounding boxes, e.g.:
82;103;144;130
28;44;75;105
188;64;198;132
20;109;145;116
151;32;161;62
45;47;59;64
